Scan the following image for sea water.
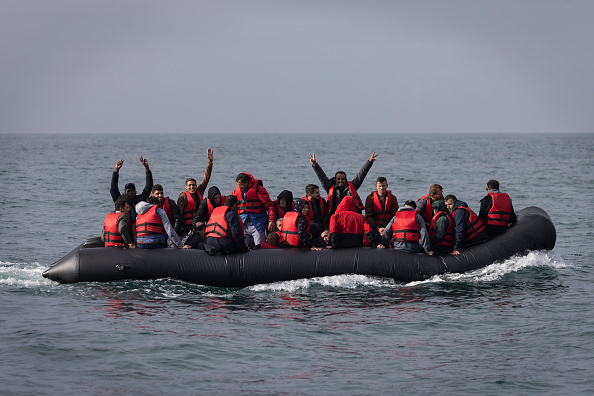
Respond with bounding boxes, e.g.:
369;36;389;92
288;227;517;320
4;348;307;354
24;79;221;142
1;133;593;395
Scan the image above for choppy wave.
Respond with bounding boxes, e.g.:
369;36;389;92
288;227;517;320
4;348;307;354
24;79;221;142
407;249;568;286
0;261;54;288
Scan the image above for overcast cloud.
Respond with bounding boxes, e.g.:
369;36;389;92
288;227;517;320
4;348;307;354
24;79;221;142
1;0;593;134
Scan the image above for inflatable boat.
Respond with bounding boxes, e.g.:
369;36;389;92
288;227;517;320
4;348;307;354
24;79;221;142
42;206;556;287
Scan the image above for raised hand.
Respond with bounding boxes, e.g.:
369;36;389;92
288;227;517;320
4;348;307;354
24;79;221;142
207;148;214;162
139;156;150;171
115;159;124;172
309;153;317;166
369;152;379;163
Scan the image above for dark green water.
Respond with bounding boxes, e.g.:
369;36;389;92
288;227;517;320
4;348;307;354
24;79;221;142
1;133;592;395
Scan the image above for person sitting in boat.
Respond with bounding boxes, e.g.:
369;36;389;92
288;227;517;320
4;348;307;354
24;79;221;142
151;184;182;236
380;200;433;255
302;183;328;230
365;176;399;247
262;231;280;248
444;194;488;255
272;190;294;220
478;179;517;237
193;186;225;225
135;197;183;249
204;195;250;255
309;152;378;215
429;200;455;253
416;184;444;226
328;196;371;249
177;148;214;237
102;196;135;248
321;229;331;247
279;199;322;250
110;156;153;220
232;172;276;249
182;222;206;250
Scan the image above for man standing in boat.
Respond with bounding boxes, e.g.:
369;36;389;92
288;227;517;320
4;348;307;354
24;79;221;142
178;148;214;237
309;152;378;215
478;180;517;237
231;172;276;249
110;156;153;219
444;195;488;255
365;176;399;247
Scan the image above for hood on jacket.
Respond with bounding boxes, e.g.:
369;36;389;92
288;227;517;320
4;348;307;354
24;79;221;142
335;196;357;214
431;200;447;212
135;201;155;215
453;200;468;211
207;186;221;201
241;172;263;189
277;190;293;205
293;198;309;214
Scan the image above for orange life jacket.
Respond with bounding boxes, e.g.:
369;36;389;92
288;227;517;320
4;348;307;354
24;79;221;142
328;181;364;213
180;191;202;226
487;192;512;227
232;179;266;214
135;205;164;237
301;196;327;224
416;193;433;224
453;206;486;241
279;212;310;247
206;195;226;222
206;206;244;240
372;191;393;227
392;210;420;243
103;212;131;247
429;211;455;247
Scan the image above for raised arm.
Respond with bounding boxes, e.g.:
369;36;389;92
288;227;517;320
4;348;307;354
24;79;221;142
310;153;333;193
110;159;123;203
351;153;377;190
197;148;214;196
139;156;153;200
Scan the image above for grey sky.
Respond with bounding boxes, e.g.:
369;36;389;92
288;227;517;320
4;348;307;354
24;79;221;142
2;0;593;134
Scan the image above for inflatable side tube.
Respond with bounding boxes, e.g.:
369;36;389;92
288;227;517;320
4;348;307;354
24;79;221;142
42;206;555;287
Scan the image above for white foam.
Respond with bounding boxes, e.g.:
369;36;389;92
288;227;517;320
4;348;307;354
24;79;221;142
249;274;395;292
0;261;54;288
406;249;568;286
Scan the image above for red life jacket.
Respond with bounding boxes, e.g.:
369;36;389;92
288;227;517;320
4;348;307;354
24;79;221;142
392;210;420;243
158;197;172;222
328;182;364;213
279;212;310;247
232;179;266;214
372;191;393;227
206;195;226;221
416;193;433;224
180;191;202;227
429;211;455;247
487;192;512;227
273;200;294;219
103;212;131;247
329;211;366;235
205;206;244;240
135;205;164;238
301;196;327;224
454;206;486;241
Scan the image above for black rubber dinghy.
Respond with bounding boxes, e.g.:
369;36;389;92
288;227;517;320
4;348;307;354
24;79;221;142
43;207;556;287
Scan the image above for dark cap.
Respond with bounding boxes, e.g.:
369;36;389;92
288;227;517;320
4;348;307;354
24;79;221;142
125;183;136;190
404;200;417;208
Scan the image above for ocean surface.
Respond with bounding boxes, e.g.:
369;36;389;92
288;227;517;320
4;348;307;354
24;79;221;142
1;133;593;395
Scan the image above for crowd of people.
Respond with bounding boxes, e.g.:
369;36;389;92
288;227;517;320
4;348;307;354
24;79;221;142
102;149;517;256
